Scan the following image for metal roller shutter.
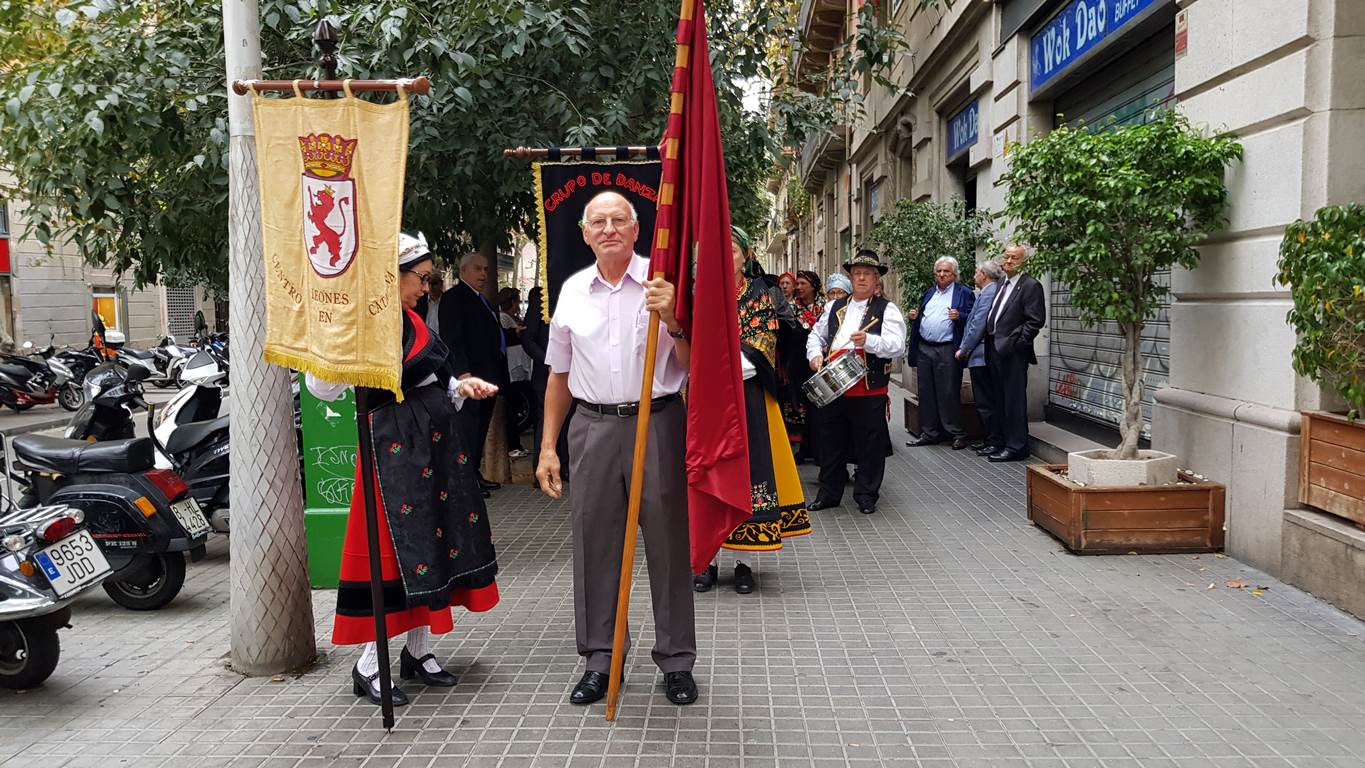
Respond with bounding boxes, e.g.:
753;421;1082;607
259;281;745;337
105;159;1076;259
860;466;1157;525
166;287;197;340
1048;24;1175;438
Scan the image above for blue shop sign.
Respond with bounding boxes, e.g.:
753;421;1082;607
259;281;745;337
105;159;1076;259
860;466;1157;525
946;100;979;161
1031;0;1160;91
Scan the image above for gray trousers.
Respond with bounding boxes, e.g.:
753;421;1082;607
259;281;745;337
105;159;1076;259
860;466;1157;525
568;398;696;674
917;340;965;441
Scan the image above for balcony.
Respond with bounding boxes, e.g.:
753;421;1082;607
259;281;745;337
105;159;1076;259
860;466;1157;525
794;0;847;92
798;123;849;192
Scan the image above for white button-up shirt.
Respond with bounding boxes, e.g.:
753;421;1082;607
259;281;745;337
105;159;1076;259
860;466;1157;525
806;295;907;362
545;254;687;404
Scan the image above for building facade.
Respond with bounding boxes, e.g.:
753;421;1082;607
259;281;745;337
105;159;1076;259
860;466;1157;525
0;172;219;349
783;0;1365;617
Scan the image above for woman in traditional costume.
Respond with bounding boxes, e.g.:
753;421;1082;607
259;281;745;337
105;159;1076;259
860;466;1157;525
694;227;811;594
306;232;501;707
785;270;825;464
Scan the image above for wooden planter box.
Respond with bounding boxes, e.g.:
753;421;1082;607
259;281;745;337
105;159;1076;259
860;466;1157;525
1299;411;1365;527
1026;464;1226;554
902;392;985;439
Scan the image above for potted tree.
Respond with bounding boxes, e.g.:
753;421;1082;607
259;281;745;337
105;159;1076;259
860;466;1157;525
868;197;995;437
1002;110;1243;553
1277;203;1365;527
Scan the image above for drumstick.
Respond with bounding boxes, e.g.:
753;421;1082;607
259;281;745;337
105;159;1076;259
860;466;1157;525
825;317;880;356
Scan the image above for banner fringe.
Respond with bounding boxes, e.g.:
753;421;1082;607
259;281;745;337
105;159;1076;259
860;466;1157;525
264;348;403;403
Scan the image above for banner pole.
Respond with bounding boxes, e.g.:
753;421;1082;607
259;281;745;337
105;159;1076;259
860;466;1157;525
355;388;395;730
604;273;666;721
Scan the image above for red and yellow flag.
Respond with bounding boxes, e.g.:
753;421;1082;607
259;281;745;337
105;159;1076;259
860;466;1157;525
649;0;751;574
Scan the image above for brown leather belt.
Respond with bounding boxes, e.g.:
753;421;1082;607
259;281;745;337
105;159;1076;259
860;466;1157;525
575;393;680;418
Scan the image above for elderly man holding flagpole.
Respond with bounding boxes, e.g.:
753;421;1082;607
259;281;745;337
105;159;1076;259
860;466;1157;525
535;0;751;718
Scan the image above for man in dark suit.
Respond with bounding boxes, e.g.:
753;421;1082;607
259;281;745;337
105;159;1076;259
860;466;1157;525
906;256;975;450
984;245;1046;462
439;251;507;492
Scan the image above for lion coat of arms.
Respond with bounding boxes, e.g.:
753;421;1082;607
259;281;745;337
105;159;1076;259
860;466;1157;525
298;132;359;277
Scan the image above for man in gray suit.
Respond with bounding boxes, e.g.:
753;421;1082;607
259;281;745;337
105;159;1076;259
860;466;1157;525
956;260;1005;454
536;190;699;707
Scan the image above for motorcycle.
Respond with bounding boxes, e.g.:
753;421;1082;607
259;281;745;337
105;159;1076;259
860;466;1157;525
48;344;102;412
66;362;145;442
0;342;59;412
5;367;208;610
148;350;229;534
0;504;112;688
150;336;195;389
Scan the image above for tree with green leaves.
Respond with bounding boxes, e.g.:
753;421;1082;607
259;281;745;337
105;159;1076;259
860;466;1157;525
868;197;996;306
1001;111;1242;460
1276;203;1365;418
0;0;936;292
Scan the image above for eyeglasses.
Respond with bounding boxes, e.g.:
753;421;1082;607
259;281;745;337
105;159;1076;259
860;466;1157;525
583;216;634;232
407;270;434;285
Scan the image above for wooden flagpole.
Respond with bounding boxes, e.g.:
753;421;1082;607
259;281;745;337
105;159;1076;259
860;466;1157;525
604;281;665;722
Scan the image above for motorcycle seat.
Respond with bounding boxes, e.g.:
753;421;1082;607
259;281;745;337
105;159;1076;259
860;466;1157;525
165;416;229;455
12;435;155;475
0;363;30;378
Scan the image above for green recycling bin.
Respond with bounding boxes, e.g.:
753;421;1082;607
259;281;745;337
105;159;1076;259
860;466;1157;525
299;386;358;588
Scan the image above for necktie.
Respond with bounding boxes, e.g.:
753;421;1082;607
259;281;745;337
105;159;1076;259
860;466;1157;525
987;278;1012;335
478;293;506;354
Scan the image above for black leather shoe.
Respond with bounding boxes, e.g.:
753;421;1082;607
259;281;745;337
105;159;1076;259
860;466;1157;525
733;563;755;594
399;647;459;687
952;437;971;450
569;671;609;705
481;489;492;498
858;505;877;515
663;671;698;705
970;441;986;451
989;450;1026;463
976;445;1000;456
693;563;718;593
905;437;941;447
478;477;501;491
352;665;410;707
807;497;840;511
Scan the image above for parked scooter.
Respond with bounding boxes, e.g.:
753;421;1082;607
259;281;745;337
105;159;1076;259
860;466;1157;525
151;336;195;389
0;504;112;688
66;361;145;442
5;371;208;610
0;342;59;412
148;350;229;533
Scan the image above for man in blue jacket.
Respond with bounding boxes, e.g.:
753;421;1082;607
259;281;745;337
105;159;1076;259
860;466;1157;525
955;260;1006;454
906;256;975;450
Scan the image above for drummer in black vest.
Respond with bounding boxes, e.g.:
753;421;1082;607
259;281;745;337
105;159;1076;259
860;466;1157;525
805;250;907;515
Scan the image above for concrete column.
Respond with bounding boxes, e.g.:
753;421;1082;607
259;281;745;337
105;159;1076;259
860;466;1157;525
223;0;316;674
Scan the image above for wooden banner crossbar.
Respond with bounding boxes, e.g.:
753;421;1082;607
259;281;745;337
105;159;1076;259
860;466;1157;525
503;145;661;161
231;76;430;95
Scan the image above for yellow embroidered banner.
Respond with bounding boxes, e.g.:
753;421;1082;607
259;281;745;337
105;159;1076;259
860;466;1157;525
252;89;408;396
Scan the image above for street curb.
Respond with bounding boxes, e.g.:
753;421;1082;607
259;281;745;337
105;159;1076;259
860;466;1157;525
0;415;72;437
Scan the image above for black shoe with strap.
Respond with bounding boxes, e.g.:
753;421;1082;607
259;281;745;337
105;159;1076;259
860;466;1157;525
733;563;755;594
352;664;410;707
663;671;698;705
399;647;459;687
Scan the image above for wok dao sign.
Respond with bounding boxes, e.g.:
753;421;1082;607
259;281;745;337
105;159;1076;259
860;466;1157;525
946;100;979;161
1031;0;1161;92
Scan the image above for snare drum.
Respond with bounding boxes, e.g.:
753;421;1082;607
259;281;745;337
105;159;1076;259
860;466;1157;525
802;353;867;408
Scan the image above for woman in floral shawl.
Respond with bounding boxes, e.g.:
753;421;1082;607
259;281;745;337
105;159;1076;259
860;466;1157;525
694;227;811;594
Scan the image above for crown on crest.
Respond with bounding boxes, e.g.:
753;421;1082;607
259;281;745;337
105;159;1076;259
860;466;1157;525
297;133;358;179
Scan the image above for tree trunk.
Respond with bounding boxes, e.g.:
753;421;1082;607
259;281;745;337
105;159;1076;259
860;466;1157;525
1116;321;1144;461
223;0;316;675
